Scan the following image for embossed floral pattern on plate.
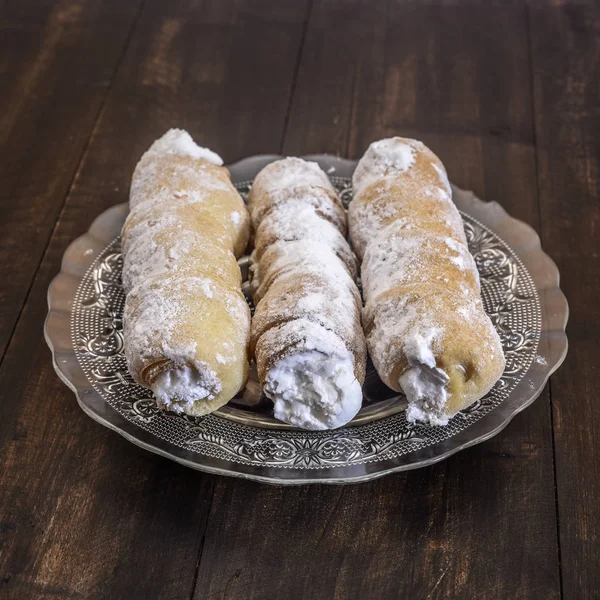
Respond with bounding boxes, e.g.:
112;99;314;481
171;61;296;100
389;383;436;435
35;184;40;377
70;180;540;469
46;155;568;483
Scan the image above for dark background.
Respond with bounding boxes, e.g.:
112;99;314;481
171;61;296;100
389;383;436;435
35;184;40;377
0;0;598;598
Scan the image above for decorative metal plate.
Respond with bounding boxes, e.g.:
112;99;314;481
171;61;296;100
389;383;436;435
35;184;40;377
45;155;568;484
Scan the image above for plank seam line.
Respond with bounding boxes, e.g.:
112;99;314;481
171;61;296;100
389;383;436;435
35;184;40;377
0;0;146;374
525;4;564;598
346;0;387;157
345;56;359;157
279;0;314;153
187;2;316;595
188;478;217;600
187;4;315;592
549;379;564;598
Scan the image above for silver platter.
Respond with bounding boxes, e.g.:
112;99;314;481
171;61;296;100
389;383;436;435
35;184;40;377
45;155;568;484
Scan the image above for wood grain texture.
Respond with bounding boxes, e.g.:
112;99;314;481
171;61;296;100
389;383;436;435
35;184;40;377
529;0;600;597
2;0;596;597
0;1;308;598
0;0;144;364
194;1;561;599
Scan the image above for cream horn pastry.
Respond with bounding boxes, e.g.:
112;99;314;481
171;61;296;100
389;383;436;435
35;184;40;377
349;138;505;425
122;129;251;415
248;158;367;430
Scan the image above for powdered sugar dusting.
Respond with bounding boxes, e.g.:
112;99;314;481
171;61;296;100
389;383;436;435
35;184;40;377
258;318;354;363
361;223;479;301
432;162;451;193
352;138;420;197
199;279;214;298
147;128;223;165
445;237;468;270
348;144;462;260
251;157;336;197
297;293;326;312
248;185;347;237
122;130;250;414
122;224;234;294
129;166;232;210
250;242;359;319
215;353;229;365
351;137;505;424
248;157;366;429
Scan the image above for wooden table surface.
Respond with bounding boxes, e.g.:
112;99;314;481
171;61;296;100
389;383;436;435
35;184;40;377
0;0;598;598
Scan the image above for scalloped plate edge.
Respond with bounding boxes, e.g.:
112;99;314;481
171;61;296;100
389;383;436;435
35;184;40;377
44;154;569;484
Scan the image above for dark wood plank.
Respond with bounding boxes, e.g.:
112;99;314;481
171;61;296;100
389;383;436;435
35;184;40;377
194;1;561;598
529;1;600;597
0;1;309;598
0;0;144;363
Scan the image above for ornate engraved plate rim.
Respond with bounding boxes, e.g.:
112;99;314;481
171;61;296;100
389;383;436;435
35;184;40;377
44;154;569;485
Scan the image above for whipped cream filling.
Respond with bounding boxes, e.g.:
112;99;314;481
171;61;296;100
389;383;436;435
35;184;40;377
400;364;450;426
264;352;362;430
148;128;223;165
398;329;451;426
151;363;221;413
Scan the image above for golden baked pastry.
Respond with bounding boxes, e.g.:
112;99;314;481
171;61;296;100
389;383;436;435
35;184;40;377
122;129;251;415
349;138;505;425
248;158;366;430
